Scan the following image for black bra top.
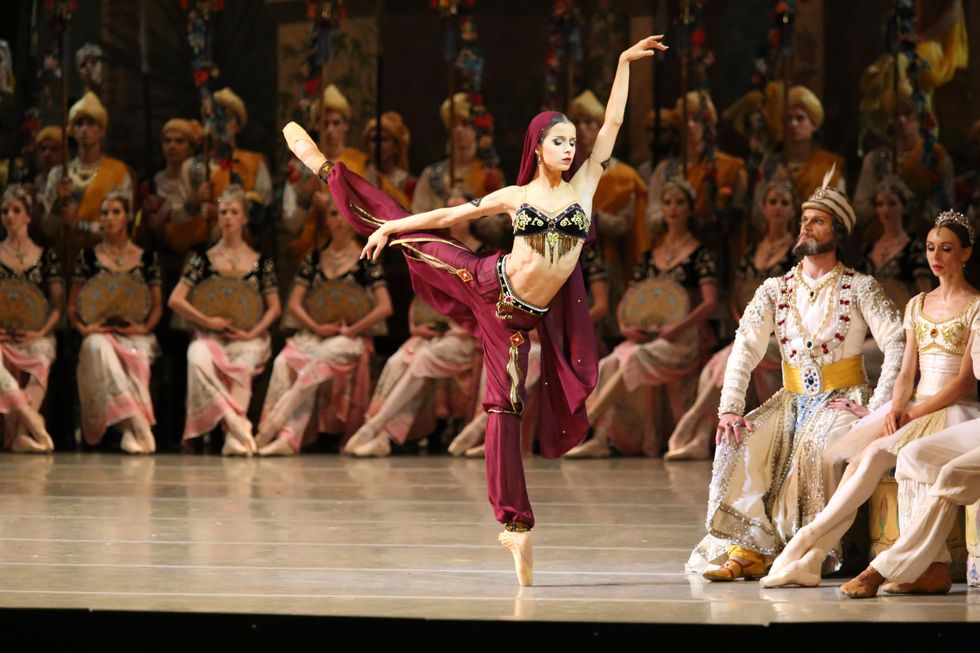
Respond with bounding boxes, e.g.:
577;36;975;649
513;202;590;239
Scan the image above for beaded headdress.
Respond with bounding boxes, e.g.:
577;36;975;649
934;210;975;247
1;184;34;214
873;173;912;207
801;164;856;235
661;175;697;205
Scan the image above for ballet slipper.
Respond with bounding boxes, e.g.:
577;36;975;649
768;524;817;575
254;422;277;448
258;436;297;457
351;435;391;458
881;562;951;595
447;425;483;457
463;444;485;458
132;418;156;454
18;406;54;451
839;566;886;599
759;550;823;588
563;434;611;459
664;438;711;462
9;432;50;454
343;422;379;454
498;529;533;587
120;428;145;455
221;414;255;457
282;122;327;173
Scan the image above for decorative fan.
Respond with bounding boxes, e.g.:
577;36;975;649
78;272;151;326
304;279;386;336
0;279;49;331
410;296;450;334
621;277;690;328
188;276;263;331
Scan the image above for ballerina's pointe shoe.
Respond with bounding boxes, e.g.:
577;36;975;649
767;525;817;576
342;422;379;454
839;567;886;599
447;426;483;457
222;415;256;457
499;529;533;587
282;122;326;173
351;435;391;458
563;435;611;459
664;439;711;462
464;444;485;458
120;428;145;455
9;432;51;454
881;562;951;595
758;550;823;588
258;437;296;457
20;408;54;451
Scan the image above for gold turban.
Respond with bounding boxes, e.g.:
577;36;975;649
213;87;247;128
568;90;605;123
675;90;718;126
801;165;856;235
69;91;108;129
162;118;204;147
34;125;63;146
439;93;472;131
363;111;411;171
724;82;823;141
315;84;352;122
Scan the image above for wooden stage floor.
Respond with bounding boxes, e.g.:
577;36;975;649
0;453;977;633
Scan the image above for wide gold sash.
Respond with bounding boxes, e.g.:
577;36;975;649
783;355;865;396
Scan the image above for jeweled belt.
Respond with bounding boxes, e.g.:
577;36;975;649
783;355;866;397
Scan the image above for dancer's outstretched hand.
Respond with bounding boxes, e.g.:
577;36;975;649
282;122;328;175
361;227;390;261
620;35;668;63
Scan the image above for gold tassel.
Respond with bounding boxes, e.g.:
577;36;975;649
506;332;526;411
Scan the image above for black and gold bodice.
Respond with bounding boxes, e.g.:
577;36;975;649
179;248;277;297
632;244;718;291
513;201;591;263
74;247;162;287
295;249;387;291
736;241;797;286
0;247;62;290
580;242;608;286
862;239;929;288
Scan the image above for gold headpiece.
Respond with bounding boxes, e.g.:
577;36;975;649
317;84;352;122
568;90;605;123
934;210;974;247
162;118;204;148
34;125;63;146
675;90;718;126
363;111;411;171
439;93;472;131
69;91;108;129
801;164;856;234
213;88;247;128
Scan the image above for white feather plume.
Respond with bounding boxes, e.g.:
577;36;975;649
819;163;836;190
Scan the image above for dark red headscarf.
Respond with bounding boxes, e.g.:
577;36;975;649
516;111;587;186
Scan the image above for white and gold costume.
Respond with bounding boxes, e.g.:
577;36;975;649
687;260;904;571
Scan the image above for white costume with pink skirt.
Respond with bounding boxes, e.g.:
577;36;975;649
0;248;60;450
180;251;278;440
74;248;161;445
258;251;386;451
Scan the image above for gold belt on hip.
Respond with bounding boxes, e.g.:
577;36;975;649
783;355;866;397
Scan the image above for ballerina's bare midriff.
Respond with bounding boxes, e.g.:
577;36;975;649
505;196;593;308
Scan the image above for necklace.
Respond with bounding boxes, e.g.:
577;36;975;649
323;243;357;275
4;240;27;265
875;234;907;268
792;263;842;351
796;262;842;301
219;242;246;270
663;232;694;266
68;158;103;186
763;235;793;260
101;240;129;267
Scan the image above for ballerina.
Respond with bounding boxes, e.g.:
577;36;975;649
283;35;667;586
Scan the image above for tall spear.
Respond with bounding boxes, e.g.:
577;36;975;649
678;0;691;176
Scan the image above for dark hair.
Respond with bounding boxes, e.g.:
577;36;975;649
538;113;573;142
934;223;973;250
100;189;131;217
830;215;850;250
1;184;34;215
